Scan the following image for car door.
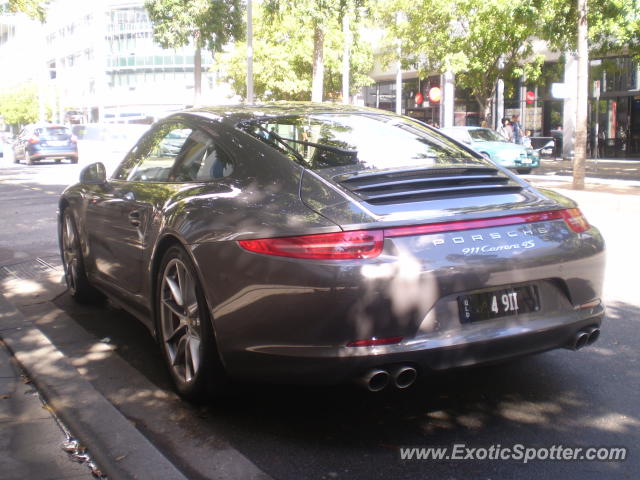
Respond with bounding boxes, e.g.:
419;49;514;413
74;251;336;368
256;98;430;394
13;127;27;159
84;122;194;296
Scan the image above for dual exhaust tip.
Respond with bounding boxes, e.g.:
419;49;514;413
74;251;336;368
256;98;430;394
360;326;601;390
359;366;417;392
568;326;601;351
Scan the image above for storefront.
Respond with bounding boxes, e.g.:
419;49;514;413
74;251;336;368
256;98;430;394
363;56;639;158
589;56;640;158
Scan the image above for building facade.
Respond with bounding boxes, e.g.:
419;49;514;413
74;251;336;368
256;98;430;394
0;0;232;126
364;50;640;158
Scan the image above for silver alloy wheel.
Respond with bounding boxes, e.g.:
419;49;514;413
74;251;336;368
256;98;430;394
160;258;202;384
61;214;79;295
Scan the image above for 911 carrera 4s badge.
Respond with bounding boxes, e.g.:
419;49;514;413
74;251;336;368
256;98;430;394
462;239;536;255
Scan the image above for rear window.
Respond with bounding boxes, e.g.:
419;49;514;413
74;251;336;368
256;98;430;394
35;127;71;137
241;113;488;170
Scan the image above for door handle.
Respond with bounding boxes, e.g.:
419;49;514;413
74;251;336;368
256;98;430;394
128;210;141;227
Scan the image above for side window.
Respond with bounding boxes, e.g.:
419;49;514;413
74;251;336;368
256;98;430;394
171;129;233;182
114;123;192;182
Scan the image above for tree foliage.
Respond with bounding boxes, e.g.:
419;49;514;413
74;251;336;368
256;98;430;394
380;0;546;121
144;0;244;53
379;0;640;122
0;83;40;126
219;1;374;101
541;0;640;60
263;0;369;101
1;0;48;21
144;0;245;102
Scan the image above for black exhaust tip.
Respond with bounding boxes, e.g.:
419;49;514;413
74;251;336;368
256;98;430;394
586;327;601;345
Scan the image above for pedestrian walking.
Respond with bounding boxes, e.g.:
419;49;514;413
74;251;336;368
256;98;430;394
511;115;523;144
497;118;513;142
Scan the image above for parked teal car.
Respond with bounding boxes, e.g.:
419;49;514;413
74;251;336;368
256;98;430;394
440;126;539;174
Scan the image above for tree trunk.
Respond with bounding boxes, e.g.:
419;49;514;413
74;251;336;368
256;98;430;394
573;0;588;190
311;24;324;102
194;43;202;106
476;96;491;127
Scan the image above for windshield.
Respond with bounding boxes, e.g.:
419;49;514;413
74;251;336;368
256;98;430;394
468;128;507;142
242;113;489;170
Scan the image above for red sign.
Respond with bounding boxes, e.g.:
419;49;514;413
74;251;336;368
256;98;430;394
415;92;424;105
428;87;441;103
526;91;535;104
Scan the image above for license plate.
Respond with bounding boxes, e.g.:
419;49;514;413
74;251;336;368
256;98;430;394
47;140;67;146
458;285;540;323
521;158;532;164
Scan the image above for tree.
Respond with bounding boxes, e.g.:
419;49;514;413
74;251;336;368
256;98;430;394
541;0;639;58
380;0;545;125
1;0;48;21
264;0;368;102
574;0;589;190
540;0;639;189
144;0;245;105
219;1;374;101
0;83;40;127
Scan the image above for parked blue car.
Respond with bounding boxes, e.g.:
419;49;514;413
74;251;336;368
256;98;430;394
440;126;539;174
13;123;78;165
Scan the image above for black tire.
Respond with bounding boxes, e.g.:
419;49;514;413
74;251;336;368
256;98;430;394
60;210;104;304
71;157;78;164
13;153;20;164
55;159;62;163
25;150;35;165
155;245;228;401
517;168;532;174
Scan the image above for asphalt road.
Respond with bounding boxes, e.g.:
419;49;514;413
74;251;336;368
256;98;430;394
1;159;638;480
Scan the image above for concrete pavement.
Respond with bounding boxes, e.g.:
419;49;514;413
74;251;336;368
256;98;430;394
0;338;93;480
0;294;190;480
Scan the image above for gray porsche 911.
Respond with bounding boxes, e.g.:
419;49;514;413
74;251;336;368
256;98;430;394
58;103;605;399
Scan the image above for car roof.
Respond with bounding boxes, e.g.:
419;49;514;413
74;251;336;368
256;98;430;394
176;102;404;126
28;123;68;129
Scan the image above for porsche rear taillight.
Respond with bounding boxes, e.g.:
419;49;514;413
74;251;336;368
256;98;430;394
559;208;590;233
238;209;590;260
238;230;384;260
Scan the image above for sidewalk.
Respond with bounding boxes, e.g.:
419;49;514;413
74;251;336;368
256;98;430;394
0;339;93;480
0;292;190;480
526;157;640;195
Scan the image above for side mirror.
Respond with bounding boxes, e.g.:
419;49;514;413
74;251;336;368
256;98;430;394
80;162;107;185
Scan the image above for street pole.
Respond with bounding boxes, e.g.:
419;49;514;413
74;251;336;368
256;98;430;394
574;0;589;190
246;0;254;104
594;80;600;162
395;12;403;115
342;11;350;104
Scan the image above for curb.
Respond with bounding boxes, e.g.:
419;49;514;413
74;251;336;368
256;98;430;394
0;294;189;480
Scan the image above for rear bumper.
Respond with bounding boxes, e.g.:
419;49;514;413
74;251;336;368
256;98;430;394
30;150;78;160
222;303;604;384
28;144;78;159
